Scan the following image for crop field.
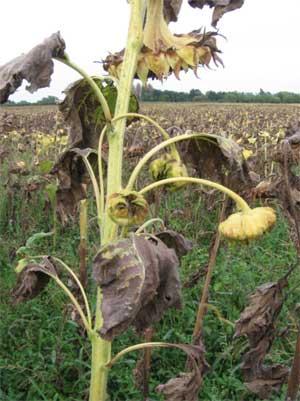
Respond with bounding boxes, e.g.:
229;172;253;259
1;102;300;401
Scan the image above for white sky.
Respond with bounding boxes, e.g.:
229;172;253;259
0;0;299;101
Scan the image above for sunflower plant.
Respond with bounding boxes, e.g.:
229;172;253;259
1;1;278;401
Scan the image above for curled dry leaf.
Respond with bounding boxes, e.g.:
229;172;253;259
285;121;300;145
188;0;244;27
235;277;289;399
183;134;251;191
92;234;181;340
52;150;88;225
11;257;58;304
0;32;65;104
156;342;209;401
155;229;193;259
164;0;183;22
52;79;139;223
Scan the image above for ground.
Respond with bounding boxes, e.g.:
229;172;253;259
0;103;300;401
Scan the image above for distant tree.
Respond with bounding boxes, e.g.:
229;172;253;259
36;96;59;105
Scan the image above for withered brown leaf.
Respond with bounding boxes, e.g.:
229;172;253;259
285;121;300;145
235;280;287;342
188;0;244;27
184;134;251;191
12;257;58;304
92;234;181;340
52;79;138;224
235;277;289;399
164;0;183;22
156;342;209;401
155;230;193;259
0;32;65;104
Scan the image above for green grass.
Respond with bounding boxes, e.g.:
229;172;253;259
0;183;299;401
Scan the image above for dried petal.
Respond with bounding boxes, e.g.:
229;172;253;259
103;31;221;82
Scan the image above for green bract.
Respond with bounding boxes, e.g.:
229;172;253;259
150;153;188;191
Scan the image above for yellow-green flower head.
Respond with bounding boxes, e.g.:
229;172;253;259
164;160;188;191
149;153;188;191
149;157;167;181
103;0;222;84
219;207;276;241
107;190;149;227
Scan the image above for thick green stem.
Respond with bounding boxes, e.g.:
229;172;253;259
89;1;145;401
89;289;110;401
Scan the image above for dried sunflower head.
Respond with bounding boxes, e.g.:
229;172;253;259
107;190;149;226
103;0;222;83
219;207;276;241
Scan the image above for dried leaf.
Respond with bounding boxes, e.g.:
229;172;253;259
52;79;138;223
285;121;300;145
184;134;250;190
235;279;288;343
59;78;138;150
92;234;181;340
235;277;289;399
11;257;58;304
0;32;65;103
156;342;209;401
52;149;87;225
164;0;183;22
188;0;244;27
155;230;193;258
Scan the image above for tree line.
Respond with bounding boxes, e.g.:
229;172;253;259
138;86;300;103
4;96;59;106
3;89;300;106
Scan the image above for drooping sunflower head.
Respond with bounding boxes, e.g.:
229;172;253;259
103;0;222;83
219;207;276;241
149;153;188;191
107;190;149;227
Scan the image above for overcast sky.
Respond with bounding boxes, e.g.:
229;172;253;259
1;0;299;101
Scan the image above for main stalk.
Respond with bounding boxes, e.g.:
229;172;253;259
89;1;145;400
